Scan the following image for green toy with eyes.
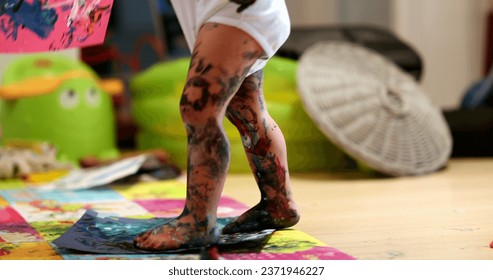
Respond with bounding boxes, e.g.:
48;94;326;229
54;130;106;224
0;54;122;164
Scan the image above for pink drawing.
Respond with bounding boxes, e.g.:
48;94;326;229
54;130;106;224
0;0;114;53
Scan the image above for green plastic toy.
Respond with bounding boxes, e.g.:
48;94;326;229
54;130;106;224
130;57;346;173
0;54;121;164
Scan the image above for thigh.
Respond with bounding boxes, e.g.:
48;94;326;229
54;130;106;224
180;23;265;124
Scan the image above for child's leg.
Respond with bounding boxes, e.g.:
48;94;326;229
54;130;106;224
223;70;300;234
134;23;264;250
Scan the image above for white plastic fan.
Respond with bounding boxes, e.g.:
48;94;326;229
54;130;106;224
297;41;452;176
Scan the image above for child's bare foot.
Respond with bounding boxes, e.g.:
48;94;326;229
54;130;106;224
134;216;219;251
222;199;300;234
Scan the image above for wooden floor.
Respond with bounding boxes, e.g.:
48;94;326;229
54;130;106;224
223;158;493;260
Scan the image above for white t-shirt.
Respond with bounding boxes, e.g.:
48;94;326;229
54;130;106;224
170;0;291;76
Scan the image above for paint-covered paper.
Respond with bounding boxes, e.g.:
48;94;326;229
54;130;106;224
52;209;274;254
37;155;147;191
0;0;114;53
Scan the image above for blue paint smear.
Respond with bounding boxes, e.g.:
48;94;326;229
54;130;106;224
0;0;58;40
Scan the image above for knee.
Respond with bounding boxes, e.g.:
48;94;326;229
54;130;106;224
180;95;219;127
179;82;232;127
185;116;231;162
179;102;200;126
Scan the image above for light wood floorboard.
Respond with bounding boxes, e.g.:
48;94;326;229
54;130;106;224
223;158;493;260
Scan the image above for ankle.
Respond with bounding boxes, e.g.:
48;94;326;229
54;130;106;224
260;198;300;220
177;213;217;231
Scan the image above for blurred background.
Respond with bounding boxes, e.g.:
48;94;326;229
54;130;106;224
2;0;491;110
2;0;493;176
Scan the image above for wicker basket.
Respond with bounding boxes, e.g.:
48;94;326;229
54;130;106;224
297;41;452;176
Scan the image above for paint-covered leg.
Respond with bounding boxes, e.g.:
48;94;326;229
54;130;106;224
133;119;227;251
134;23;263;250
223;71;300;234
221;153;300;234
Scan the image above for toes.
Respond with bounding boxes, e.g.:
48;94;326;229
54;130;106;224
133;222;219;251
134;232;166;250
134;228;161;249
139;230;152;240
133;225;184;251
133;230;151;245
142;237;165;250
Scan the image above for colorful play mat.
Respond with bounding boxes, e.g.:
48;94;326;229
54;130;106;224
0;178;355;260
